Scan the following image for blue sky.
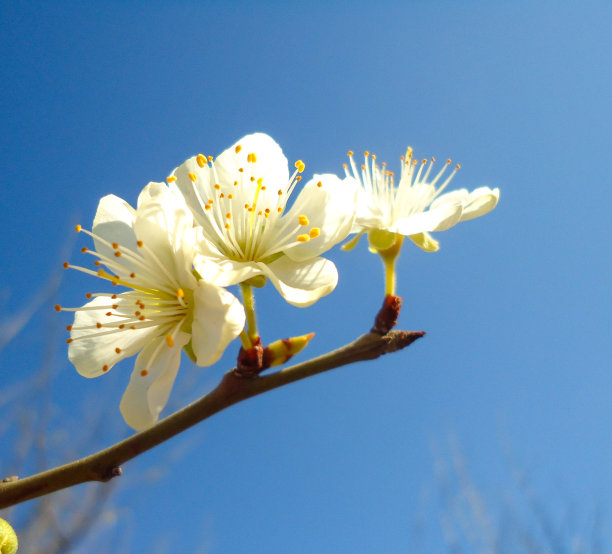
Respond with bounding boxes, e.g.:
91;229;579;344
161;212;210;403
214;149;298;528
1;0;610;552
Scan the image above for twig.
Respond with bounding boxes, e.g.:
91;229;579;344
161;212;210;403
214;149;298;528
0;329;423;508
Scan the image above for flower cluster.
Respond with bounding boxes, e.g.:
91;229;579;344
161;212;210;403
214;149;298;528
57;134;499;430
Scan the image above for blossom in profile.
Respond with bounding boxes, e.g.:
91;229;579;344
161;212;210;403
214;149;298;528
56;183;245;430
342;147;499;298
344;147;499;254
168;133;358;308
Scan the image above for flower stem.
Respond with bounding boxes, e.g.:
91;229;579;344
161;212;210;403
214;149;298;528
378;235;404;296
240;283;258;342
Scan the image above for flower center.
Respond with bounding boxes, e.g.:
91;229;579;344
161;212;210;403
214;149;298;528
56;225;192;374
174;147;321;263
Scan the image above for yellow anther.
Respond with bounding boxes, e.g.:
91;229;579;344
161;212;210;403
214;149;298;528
422;158;427;164
208;199;213;204
189;172;197;182
277;207;283;213
361;164;366;170
309;227;320;239
412;159;418;166
220;193;225;198
214;183;221;190
196;154;207;167
81;246;87;253
66;338;73;343
446;158;452;164
297;234;310;242
296;176;302;181
261;186;266;190
66;324;72;331
207;156;213;162
63;261;69;269
228;194;233;199
406;147;413;158
75;224;82;232
115;347;122;354
205;204;211;210
233;180;238;186
137;240;143;247
226;212;231;219
244;203;250;209
431;157;436;162
250;176;255;182
235;144;242;153
166;334;174;347
455;163;461;169
176;288;185;298
96;322;102;328
298;215;309;226
277;189;283;195
102;365;109;372
54;304;61;312
114;251;121;257
225;223;231;229
166;176;177;183
140;369;148;376
238;167;244;172
347;150;354;156
364;151;370;157
317;180;323;188
86;292;93;298
295;160;305;173
257;177;263;186
342;163;348;169
372;154;377;160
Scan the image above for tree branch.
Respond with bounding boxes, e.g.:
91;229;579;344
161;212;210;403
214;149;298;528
0;329;423;509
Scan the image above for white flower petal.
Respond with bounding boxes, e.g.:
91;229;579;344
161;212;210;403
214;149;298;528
68;296;155;377
460;186;500;221
119;331;191;431
191;283;245;366
215;133;290;197
133;183;197;284
391;200;464;236
283;174;358;262
262;256;338;307
92;194;138;266
193;254;262;287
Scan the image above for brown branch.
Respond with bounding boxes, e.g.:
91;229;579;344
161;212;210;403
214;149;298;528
0;329;424;509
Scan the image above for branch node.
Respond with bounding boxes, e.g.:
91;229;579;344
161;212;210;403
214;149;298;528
372;294;402;334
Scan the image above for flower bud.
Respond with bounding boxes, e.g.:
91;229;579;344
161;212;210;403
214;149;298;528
262;333;315;369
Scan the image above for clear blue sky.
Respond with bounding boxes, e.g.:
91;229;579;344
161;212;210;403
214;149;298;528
1;0;610;551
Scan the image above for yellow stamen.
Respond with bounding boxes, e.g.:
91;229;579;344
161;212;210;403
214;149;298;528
166;176;177;183
309;227;320;239
235;145;242;153
166;334;174;347
297;234;310;242
189;172;197;182
298;215;309;226
196;154;207;167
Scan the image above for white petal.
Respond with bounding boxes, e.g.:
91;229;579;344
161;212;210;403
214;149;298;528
262;256;338;308
430;189;471;210
119;331;191;431
193;254;262;287
68;296;155;377
171;156;216;224
191;283;245;366
214;133;290;197
283;174;359;262
460;187;500;221
391;200;464;236
92;194;138;265
133;183;197;284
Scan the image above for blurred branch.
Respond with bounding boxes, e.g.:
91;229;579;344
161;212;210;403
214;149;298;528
0;329;423;509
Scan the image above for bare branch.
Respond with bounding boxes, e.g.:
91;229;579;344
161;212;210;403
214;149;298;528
0;329;423;508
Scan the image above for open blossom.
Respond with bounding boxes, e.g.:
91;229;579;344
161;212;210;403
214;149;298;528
168;133;358;307
344;147;499;252
57;183;245;430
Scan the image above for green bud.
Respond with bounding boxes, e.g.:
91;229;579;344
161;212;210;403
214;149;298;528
0;518;18;554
